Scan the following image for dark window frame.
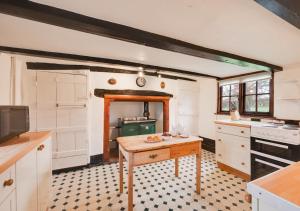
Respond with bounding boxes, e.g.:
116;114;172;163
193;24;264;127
217;75;274;117
219;83;240;113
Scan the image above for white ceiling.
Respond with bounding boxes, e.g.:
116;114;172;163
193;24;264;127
1;0;300;77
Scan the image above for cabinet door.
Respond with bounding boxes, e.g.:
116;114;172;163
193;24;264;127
37;138;52;211
0;190;16;211
16;149;37;211
215;132;225;163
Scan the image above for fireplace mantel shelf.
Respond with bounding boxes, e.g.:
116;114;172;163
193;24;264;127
94;89;173;98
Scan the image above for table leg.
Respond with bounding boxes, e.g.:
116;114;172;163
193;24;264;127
175;158;179;177
196;153;201;194
119;149;123;193
128;153;134;211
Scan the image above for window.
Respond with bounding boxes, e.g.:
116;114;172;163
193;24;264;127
220;83;239;112
244;79;271;114
218;78;273;116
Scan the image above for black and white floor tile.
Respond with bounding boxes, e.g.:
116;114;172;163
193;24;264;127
50;150;251;211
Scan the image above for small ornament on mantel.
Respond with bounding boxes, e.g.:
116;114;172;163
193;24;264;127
160;81;166;89
108;78;117;85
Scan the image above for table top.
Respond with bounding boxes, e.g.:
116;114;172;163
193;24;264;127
117;134;202;152
0;131;51;174
248;162;300;207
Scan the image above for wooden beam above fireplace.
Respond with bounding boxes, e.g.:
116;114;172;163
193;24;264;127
94;89;173;99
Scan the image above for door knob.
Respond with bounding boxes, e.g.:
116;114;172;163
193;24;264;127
3;179;14;187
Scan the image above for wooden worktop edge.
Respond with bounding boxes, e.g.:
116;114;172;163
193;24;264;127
0;131;51;174
214;120;251;128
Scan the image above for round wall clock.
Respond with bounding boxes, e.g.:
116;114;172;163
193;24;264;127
136;77;146;87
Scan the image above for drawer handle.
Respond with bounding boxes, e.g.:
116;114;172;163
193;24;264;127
218;139;222;142
241;162;245;166
37;144;45;151
218;127;222;130
149;154;158;159
241;131;245;134
3;179;14;187
241;144;245;148
218;154;222;157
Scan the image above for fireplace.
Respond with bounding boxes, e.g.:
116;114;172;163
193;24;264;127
94;89;172;161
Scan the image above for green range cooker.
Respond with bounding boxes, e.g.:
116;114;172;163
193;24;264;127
118;118;156;137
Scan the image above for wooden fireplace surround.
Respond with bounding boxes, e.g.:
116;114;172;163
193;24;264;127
97;90;172;161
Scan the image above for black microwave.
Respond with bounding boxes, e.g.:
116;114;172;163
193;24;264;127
0;106;29;143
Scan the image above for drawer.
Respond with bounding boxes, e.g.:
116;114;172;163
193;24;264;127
133;148;170;166
230;149;250;174
0;165;16;204
216;132;250;152
216;124;250;138
170;142;200;158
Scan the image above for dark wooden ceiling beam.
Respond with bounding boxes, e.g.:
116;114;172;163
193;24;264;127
1;46;217;78
26;62;197;82
0;0;282;72
255;0;300;30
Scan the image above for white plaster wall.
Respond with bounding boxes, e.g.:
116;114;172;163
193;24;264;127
0;54;11;105
198;78;218;140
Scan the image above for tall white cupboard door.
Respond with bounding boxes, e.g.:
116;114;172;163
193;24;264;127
37;138;52;211
55;74;88;158
16;149;37;211
0;190;16;211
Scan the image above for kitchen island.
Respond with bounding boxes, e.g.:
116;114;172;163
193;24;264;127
117;134;202;211
247;162;300;211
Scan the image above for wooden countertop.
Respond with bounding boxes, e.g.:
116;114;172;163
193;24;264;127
252;162;300;206
117;134;202;152
214;119;267;128
0;131;51;174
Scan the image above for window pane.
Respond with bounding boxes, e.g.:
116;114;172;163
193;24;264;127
222;85;230;96
230;96;239;111
258;79;270;94
258;94;270;112
245;95;256;112
246;81;256;95
221;97;230;111
230;84;239;96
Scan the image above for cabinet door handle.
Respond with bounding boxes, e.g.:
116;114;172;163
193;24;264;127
241;144;245;148
37;144;45;151
241;131;245;134
149;154;158;159
218;127;222;130
3;179;14;187
218;154;222;157
241;162;245;166
218;139;222;142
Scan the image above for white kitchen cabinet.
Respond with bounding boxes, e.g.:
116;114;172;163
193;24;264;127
215;123;251;176
37;138;52;211
0;190;16;211
16;147;38;211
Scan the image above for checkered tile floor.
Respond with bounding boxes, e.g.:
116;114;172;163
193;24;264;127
50;150;251;211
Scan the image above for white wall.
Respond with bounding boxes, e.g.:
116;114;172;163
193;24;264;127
0;54;11;104
198;78;218;140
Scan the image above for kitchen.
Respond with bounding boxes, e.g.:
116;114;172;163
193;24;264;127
0;1;300;211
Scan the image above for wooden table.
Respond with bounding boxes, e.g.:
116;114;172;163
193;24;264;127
117;134;202;211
